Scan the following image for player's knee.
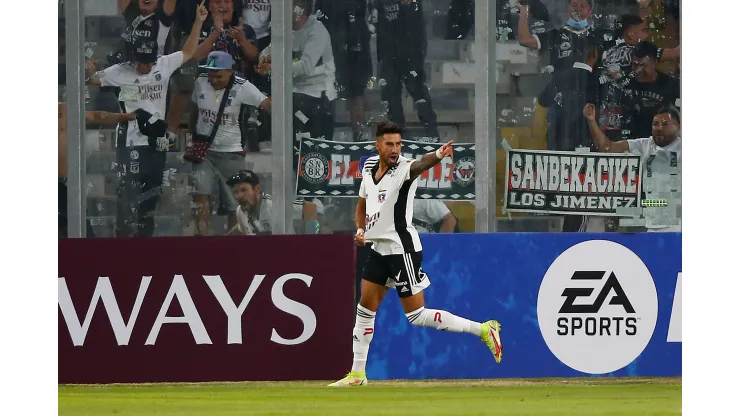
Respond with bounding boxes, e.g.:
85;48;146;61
405;307;427;326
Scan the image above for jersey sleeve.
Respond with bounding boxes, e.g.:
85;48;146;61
401;158;415;181
627;137;651;155
533;28;556;51
99;64;124;87
157;51;185;78
191;77;201;103
359;175;368;198
236;81;268;107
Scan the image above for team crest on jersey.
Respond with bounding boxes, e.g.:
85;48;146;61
378;192;387;203
200;93;205;99
130;150;139;160
300;152;329;184
453;157;475;186
155;73;162;81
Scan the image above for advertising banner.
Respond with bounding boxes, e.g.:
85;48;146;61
296;138;476;200
365;233;681;379
504;149;643;216
58;235;356;384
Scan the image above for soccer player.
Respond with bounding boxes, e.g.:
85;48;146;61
328;121;503;387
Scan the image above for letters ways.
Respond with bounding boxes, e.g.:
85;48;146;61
59;274;317;347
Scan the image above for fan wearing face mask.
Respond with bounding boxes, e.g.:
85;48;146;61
517;0;607;73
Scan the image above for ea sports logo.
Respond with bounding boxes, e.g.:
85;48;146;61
537;240;658;374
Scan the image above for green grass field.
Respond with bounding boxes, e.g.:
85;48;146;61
59;377;681;416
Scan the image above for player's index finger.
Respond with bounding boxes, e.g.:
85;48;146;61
200;0;205;6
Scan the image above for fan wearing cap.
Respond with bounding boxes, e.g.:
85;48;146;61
188;51;271;236
85;1;208;237
622;41;680;140
226;170;322;235
169;0;261;154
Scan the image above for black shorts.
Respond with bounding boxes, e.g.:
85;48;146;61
362;250;431;298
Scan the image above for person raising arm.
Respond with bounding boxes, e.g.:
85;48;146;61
584;103;629;153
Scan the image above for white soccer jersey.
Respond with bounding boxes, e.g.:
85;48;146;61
360;155;423;254
628;136;682;230
100;51;184;147
192;75;267;153
236;195;306;235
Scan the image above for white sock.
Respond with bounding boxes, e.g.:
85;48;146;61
351;304;376;373
405;307;482;336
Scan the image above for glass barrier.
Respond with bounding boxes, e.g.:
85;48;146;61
60;0;680;238
494;0;681;233
280;0;480;235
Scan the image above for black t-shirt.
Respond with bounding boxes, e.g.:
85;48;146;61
198;22;258;77
374;0;427;63
595;39;639;141
121;2;174;57
624;72;681;139
535;26;610;73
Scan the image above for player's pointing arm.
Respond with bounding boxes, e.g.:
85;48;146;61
409;140;454;180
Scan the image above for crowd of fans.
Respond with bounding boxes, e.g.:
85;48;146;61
58;0;680;238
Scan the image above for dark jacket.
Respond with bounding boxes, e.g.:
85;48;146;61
538;62;599;151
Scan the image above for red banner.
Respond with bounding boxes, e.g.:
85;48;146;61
58;235;356;384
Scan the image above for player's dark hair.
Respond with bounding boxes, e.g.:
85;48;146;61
376;120;404;139
656;107;681;124
616;14;643;39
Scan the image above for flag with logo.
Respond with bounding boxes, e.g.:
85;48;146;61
295;138;476;200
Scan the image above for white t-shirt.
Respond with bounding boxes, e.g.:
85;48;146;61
100;51;184;147
413;200;451;233
192;75;267;153
360;155;422;255
260;15;336;100
236;195;308;235
628;136;682;230
243;0;271;40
